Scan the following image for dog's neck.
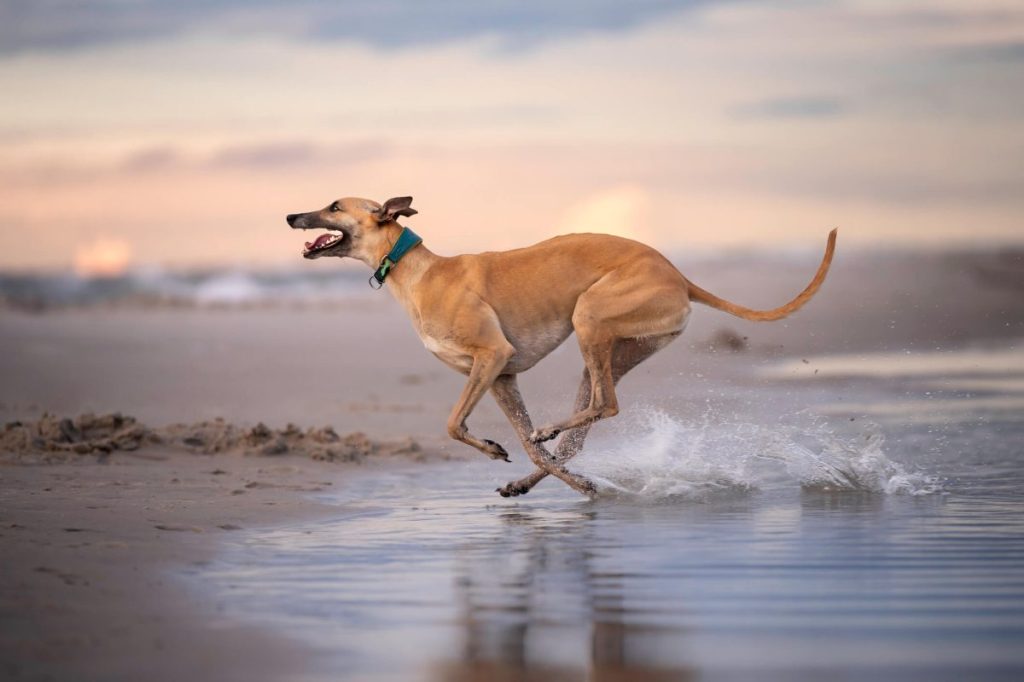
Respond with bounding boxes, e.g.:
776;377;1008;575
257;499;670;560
369;224;440;300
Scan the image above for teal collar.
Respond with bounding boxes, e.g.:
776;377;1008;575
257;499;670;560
370;227;422;289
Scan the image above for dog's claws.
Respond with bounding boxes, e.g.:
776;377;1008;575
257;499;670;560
529;427;560;444
497;482;530;498
483;439;510;462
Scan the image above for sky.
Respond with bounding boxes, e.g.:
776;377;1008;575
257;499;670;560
1;0;1022;273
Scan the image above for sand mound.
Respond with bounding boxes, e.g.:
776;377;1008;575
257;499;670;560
0;413;422;463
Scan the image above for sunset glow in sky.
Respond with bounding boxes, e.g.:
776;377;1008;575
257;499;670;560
2;0;1022;271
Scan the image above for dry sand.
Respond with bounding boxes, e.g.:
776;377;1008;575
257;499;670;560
1;247;1021;680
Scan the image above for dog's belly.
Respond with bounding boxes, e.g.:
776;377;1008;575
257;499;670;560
503;320;574;373
419;320;572;375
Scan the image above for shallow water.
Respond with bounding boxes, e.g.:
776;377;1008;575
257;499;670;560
201;343;1024;681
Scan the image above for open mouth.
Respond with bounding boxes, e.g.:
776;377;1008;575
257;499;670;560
302;232;344;257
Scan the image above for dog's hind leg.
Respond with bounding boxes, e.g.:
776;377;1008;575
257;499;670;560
530;270;689;445
498;334;677;497
489;374;597;497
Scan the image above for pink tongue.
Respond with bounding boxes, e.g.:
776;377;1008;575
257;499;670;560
307;234;336;250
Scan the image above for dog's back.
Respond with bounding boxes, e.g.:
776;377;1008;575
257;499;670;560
433;232;686;313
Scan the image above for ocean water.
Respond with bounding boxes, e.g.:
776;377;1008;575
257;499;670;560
199;342;1024;681
0;267;372;308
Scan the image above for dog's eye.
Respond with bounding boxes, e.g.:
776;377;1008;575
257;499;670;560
330;203;340;212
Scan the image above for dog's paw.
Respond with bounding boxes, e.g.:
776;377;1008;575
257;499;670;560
529;426;561;444
482;439;511;462
496;481;530;498
578;478;599;497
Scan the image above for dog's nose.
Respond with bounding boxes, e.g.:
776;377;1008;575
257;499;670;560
286;213;297;226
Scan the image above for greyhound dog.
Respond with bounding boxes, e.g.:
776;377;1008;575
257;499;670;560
287;197;836;497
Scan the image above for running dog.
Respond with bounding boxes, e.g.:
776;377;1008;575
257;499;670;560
287;197;836;497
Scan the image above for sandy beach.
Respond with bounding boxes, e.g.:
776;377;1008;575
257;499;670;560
1;454;337;681
2;247;1022;680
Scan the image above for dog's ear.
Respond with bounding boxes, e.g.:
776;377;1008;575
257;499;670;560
377;196;418;223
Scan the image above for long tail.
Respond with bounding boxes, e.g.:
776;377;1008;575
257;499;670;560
686;228;837;322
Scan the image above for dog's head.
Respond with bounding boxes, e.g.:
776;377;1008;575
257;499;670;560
286;197;417;264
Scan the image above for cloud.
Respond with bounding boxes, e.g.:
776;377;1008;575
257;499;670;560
733;96;849;120
0;0;709;55
209;141;319;168
941;40;1024;62
122;147;181;173
207;139;393;169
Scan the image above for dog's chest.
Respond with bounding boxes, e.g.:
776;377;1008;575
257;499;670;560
420;333;474;373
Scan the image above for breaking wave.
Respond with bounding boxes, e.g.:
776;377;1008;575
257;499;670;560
578;407;941;499
0;267;371;309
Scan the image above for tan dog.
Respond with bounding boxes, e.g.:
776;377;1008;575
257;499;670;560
287;197;836;497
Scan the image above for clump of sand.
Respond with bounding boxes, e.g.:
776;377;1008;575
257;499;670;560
0;413;422;464
0;413;155;457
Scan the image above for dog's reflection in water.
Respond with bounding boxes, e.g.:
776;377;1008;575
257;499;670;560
432;508;697;682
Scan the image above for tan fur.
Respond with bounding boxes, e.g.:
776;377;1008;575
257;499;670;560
288;197;837;497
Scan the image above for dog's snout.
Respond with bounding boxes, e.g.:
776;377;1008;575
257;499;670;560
286;213;298;227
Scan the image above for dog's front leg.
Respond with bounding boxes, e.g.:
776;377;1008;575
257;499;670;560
496;369;593;497
490;374;597;498
445;346;516;462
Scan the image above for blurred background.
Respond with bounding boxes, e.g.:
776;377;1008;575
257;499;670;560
1;0;1022;281
3;6;1024;680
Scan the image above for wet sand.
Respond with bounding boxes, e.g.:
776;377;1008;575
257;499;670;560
0;454;341;681
0;414;446;681
1;247;1022;680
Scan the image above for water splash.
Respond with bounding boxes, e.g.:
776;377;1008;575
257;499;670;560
578;407;941;499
